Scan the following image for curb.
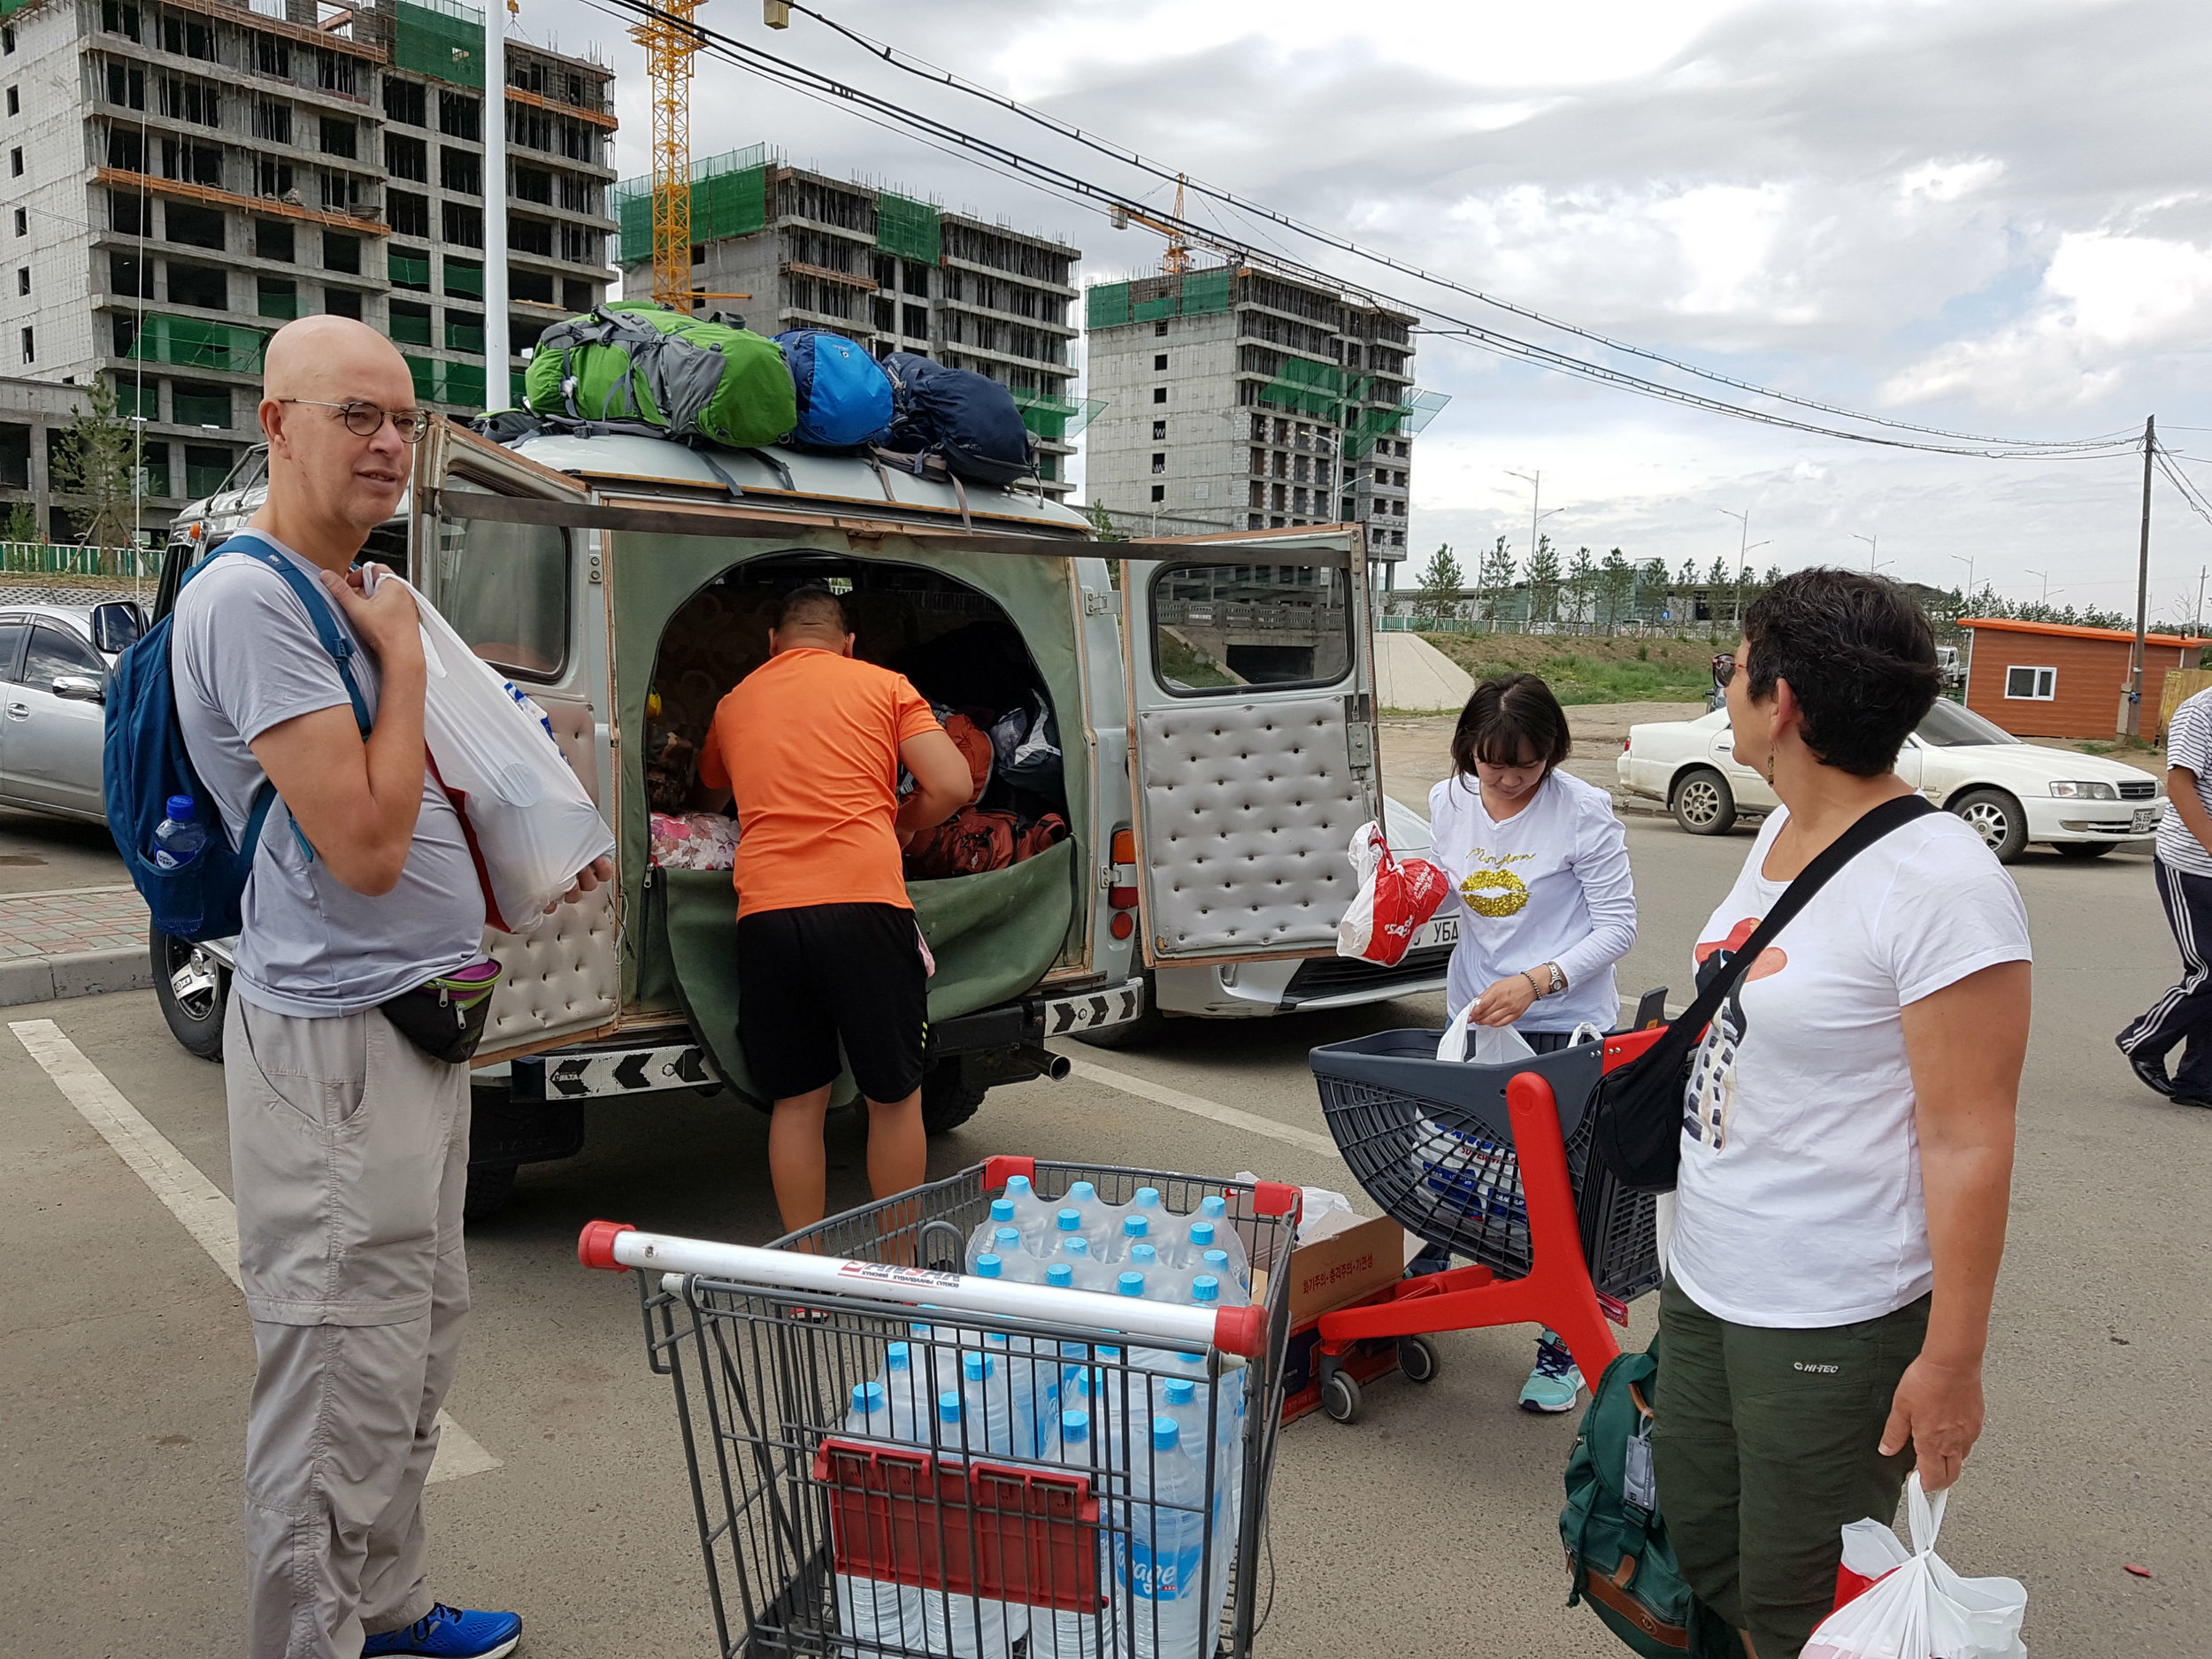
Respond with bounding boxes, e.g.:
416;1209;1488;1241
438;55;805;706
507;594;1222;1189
0;947;155;1009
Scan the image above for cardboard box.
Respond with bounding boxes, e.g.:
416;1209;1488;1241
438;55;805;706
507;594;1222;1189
1264;1210;1422;1423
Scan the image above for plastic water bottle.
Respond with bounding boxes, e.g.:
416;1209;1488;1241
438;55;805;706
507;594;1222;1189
968;1199;1019;1270
1033;1409;1109;1659
1198;1250;1248;1306
1119;1417;1208;1659
986;1331;1056;1459
1125;1242;1194;1305
836;1382;922;1655
1159;1378;1235;1653
1002;1173;1056;1251
1193;1199;1249;1294
1054;1231;1108;1293
1064;1181;1118;1255
988;1232;1044;1284
921;1390;1016;1659
1173;1220;1217;1271
881;1341;933;1442
152;795;205;871
1129;1187;1165;1225
1046;1262;1076;1292
1110;1213;1155;1265
911;1322;964;1400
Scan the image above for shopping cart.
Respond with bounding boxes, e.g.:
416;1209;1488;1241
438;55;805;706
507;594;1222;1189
580;1156;1301;1658
1303;1024;1667;1422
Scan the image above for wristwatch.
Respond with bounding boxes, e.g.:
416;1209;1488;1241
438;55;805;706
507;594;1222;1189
1545;962;1567;996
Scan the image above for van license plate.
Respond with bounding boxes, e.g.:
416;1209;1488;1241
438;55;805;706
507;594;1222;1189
1417;915;1458;949
2133;808;2157;833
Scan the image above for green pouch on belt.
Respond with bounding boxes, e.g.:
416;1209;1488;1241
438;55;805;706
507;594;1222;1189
379;958;503;1065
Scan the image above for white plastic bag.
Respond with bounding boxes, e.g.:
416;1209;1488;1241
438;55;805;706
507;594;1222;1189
1233;1173;1352;1242
382;573;616;933
1803;1476;2027;1659
1436;1002;1536;1065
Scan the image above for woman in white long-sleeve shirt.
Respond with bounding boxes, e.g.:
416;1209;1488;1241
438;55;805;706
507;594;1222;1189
1421;672;1639;1412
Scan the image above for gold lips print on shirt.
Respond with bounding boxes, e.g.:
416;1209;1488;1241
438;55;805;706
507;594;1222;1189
1460;849;1533;917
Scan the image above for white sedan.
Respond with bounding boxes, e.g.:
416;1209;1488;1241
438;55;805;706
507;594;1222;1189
1618;702;2165;863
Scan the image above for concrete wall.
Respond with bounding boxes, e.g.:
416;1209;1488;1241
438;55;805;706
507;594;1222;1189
1084;304;1244;534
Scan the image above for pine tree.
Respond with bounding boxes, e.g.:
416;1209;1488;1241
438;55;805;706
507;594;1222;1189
1563;546;1598;628
1413;543;1464;625
1598;547;1634;633
1525;534;1563;626
2;500;39;543
1477;535;1517;621
51;377;140;549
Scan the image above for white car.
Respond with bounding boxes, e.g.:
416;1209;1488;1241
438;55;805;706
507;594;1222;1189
1618;701;2164;863
1084;793;1451;1044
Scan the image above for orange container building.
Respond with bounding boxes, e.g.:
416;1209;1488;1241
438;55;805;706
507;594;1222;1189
1959;618;2207;739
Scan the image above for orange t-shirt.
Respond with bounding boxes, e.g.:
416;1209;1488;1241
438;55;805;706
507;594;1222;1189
696;648;941;918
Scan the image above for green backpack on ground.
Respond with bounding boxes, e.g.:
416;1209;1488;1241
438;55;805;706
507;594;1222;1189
1560;1344;1740;1657
525;302;796;450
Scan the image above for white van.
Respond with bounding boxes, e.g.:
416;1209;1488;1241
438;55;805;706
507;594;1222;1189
152;422;1446;1216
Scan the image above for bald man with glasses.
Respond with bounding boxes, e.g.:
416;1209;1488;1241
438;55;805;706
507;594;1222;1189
171;316;608;1658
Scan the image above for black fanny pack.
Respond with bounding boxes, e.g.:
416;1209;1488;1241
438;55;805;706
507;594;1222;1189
379;958;504;1065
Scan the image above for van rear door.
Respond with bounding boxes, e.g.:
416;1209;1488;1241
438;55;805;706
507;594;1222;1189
1121;526;1382;965
414;420;619;1062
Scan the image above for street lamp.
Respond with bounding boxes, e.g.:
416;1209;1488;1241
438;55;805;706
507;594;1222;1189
1951;553;1975;611
1852;533;1891;574
1717;508;1769;626
2026;569;2059;610
1508;469;1564;630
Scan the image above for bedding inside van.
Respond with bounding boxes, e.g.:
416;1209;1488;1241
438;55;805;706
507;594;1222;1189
658;841;1075;1108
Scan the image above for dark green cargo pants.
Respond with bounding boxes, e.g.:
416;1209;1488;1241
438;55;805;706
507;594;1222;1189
1654;1278;1931;1659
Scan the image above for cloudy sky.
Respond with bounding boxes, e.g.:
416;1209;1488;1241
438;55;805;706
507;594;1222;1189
522;0;2212;619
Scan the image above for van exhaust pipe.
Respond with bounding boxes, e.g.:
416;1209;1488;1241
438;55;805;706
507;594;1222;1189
1018;1047;1073;1082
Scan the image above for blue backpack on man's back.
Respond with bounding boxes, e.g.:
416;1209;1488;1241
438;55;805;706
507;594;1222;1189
104;534;371;942
774;329;895;449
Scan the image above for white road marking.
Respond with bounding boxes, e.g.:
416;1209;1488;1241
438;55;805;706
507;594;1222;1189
8;1018;499;1485
1065;1056;1346;1163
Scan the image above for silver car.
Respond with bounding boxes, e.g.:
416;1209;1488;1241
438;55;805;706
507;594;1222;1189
0;601;142;821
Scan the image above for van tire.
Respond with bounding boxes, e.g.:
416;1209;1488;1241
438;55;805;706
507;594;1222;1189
152;927;227;1060
920;1061;987;1135
464;1161;518;1225
1075;972;1165;1049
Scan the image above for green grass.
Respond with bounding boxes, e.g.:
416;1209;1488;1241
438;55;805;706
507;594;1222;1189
1417;632;1715;704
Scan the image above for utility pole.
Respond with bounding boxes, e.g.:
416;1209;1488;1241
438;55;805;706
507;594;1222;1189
2124;415;2155;738
481;0;511;408
2196;565;2208;637
1854;532;1878;572
2027;568;2055;609
1951;553;1975;614
1718;508;1767;627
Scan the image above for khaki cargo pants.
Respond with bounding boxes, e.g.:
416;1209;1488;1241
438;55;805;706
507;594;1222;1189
226;995;472;1659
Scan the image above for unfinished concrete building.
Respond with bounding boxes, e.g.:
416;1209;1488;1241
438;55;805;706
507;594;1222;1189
1083;261;1441;569
0;0;615;539
617;148;1085;497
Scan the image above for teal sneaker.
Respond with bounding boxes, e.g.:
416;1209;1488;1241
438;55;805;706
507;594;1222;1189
362;1604;522;1658
1517;1334;1583;1414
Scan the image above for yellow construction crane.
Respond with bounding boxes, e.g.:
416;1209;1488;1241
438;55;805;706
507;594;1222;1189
629;0;703;310
1110;178;1237;273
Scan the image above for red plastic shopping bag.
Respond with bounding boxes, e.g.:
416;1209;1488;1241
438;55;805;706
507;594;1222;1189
1803;1476;2026;1659
1336;821;1450;967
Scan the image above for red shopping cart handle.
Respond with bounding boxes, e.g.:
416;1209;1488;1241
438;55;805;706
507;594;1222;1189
578;1218;636;1271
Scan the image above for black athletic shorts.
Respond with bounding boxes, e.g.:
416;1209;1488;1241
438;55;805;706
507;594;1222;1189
733;902;929;1106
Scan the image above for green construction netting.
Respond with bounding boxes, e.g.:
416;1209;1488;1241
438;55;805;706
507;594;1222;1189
605;528;1090;1016
1010;391;1104;442
1086;282;1132;330
1086;266;1233;331
657;845;1076;1110
389;249;431;288
443;257;483;298
1180;266;1232;314
876;191;941;265
392;0;485;89
615;181;650;267
127;313;267;373
404;355;485;410
1260;356;1351;418
614;159;766;266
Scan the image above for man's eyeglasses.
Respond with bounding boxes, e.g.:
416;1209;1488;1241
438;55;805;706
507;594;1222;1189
279;398;432;444
1712;652;1738;688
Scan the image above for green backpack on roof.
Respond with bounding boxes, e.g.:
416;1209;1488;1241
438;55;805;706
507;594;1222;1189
525;302;796;450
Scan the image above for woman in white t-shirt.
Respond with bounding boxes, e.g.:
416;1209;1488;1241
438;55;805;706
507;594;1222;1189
1422;672;1637;1412
1662;570;2032;1659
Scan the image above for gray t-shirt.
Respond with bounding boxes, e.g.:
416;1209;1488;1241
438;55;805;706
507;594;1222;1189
171;535;485;1017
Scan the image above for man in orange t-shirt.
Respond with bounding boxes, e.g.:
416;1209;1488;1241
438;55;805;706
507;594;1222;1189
695;583;974;1229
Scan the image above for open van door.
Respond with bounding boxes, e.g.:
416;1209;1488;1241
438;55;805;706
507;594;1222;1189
413;419;620;1063
1121;526;1382;965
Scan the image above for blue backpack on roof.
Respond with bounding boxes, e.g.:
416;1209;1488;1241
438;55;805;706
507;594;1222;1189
103;533;371;942
774;329;895;450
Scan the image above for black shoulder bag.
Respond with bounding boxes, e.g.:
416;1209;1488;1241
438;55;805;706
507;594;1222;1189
1589;794;1937;1194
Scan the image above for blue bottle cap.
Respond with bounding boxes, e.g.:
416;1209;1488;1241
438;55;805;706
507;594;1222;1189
1007;1175;1033;1196
1061;1409;1090;1443
1200;1195;1226;1220
851;1382;871;1411
1070;1181;1097;1202
1122;1215;1148;1238
1062;1237;1090;1257
1056;1208;1082;1232
1152;1417;1179;1452
987;1331;1010;1348
1097;1346;1123;1360
940;1391;961;1423
1133;1187;1161;1208
991;1199;1015;1223
863;1380;886;1409
1046;1263;1073;1288
1061;1341;1091;1360
963;1351;993;1380
1202;1249;1230;1272
1117;1271;1144;1297
975;1254;1002;1279
1164;1379;1195;1406
1130;1243;1158;1268
1189;1221;1215;1248
1192;1275;1219;1303
995;1226;1022;1248
887;1342;911;1370
165;795;195;820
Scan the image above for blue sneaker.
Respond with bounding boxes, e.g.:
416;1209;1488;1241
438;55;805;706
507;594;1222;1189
1517;1333;1584;1414
362;1604;521;1658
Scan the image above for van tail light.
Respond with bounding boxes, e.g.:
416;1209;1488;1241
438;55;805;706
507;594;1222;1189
1109;826;1138;910
1110;886;1139;910
1622;737;1632;752
1110;912;1134;940
1110;829;1135;865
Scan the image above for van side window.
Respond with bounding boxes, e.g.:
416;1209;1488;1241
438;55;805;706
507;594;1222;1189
431;514;568;680
1148;561;1351;694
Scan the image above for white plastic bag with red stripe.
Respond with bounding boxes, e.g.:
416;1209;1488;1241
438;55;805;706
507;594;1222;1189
1336;820;1451;967
1803;1476;2026;1659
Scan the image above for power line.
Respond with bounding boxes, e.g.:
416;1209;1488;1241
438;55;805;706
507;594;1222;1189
592;0;2144;461
776;0;2140;455
2155;445;2212;532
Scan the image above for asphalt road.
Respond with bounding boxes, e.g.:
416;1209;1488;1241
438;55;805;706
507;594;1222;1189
3;810;2207;1657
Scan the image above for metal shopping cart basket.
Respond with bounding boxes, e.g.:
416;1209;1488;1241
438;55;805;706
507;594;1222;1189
580;1156;1302;1659
1300;1028;1664;1420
